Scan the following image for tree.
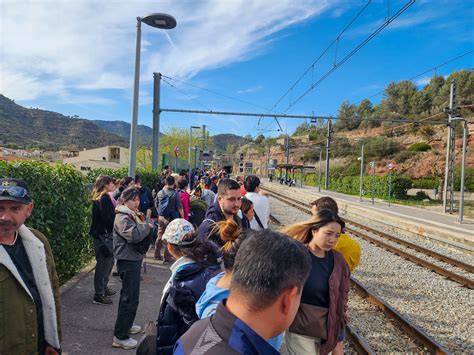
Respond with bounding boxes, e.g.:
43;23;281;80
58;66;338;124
335;100;359;131
254;134;265;144
357;99;375;129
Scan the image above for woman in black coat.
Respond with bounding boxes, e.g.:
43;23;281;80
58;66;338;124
89;175;117;305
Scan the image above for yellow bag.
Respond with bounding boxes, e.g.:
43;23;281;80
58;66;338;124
333;233;361;272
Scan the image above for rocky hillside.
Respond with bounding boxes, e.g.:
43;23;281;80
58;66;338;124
0;95;128;150
92;120;159;147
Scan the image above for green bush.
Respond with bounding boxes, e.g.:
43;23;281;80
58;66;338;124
415;191;430;200
408;142;431;152
412;177;440;189
297;172;412;199
86;168;161;191
0;161;92;283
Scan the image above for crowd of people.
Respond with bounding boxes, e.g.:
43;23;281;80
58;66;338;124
0;166;361;355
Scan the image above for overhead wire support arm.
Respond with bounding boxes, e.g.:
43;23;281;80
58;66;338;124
160;107;449;125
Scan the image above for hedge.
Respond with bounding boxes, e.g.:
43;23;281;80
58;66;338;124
86;168;161;191
276;171;412;198
0;161;92;283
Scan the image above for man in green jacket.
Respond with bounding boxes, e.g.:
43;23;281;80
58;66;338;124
0;178;61;354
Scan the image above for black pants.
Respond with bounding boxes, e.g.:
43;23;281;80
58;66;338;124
92;238;114;297
114;259;143;340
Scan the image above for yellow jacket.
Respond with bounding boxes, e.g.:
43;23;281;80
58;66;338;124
334;233;361;272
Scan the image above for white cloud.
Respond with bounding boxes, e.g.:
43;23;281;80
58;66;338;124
237;85;263;94
415;76;431;87
0;0;333;104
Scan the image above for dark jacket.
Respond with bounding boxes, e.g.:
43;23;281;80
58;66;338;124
196;201;242;246
139;186;156;217
174;301;279;355
89;194;115;237
156;260;220;355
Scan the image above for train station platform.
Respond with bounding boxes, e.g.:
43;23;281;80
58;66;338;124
262;181;474;252
60;250;170;354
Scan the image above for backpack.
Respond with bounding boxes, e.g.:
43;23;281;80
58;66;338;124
158;191;179;219
139;189;150;214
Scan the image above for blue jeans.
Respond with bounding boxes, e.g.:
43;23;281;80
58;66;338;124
92;237;114;297
114;259;143;340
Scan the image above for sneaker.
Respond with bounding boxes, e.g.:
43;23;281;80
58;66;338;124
112;271;120;277
129;324;142;335
93;295;112;305
105;288;116;297
112;336;137;350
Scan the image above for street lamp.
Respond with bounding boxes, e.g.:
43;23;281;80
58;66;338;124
314;146;322;192
189;126;201;170
355;138;365;202
128;13;177;178
450;117;468;222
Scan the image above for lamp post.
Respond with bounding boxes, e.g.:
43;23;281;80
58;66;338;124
128;13;177;178
189;126;201;170
451;117;468;222
314;146;322;192
355;139;365;202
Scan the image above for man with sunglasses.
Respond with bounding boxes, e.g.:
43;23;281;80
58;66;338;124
0;178;61;355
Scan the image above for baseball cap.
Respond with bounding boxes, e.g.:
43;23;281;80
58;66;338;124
0;178;32;204
162;219;196;246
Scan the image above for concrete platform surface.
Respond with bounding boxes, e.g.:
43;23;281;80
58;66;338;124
262;181;474;247
61;251;170;355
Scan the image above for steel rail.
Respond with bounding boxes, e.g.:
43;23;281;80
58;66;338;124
350;277;450;355
262;186;474;289
348;220;474;273
345;325;376;355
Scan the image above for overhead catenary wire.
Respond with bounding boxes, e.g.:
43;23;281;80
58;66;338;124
283;0;416;114
270;0;372;112
161;74;276;114
161;77;213;111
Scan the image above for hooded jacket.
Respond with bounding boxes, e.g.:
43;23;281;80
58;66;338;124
113;205;151;261
0;226;61;354
197;201;242;246
156;259;220;355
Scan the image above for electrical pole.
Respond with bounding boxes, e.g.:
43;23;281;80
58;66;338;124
151;73;161;172
317;147;322;192
325;120;332;190
443;80;457;213
359;142;365;202
285;135;290;182
201;125;206;169
459;119;467;222
371;161;375;205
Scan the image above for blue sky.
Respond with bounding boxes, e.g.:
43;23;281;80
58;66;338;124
1;0;473;138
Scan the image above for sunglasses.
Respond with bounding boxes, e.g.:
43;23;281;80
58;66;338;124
0;186;30;198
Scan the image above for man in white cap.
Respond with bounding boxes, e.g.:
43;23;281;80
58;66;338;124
0;178;61;354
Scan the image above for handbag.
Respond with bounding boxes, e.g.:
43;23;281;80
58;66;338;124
136;321;157;355
289;303;328;340
97;232;113;257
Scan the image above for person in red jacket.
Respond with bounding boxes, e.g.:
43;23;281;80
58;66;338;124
177;178;191;220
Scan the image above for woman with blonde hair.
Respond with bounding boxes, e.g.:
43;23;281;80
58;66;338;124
280;209;349;355
89;175;117;305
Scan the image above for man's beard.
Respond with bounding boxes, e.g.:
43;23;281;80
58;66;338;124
0;221;18;237
222;207;237;216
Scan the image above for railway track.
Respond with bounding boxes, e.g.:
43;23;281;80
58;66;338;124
262;186;474;289
270;212;449;354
